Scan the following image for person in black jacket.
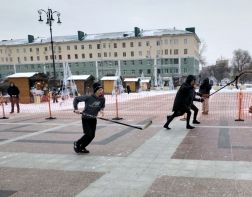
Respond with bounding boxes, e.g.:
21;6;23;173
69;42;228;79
73;82;105;154
7;82;20;113
163;75;203;130
199;78;212;114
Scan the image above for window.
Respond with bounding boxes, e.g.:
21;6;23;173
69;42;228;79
147;69;151;74
130;42;134;47
146;41;150;46
123;52;126;57
98;53;101;58
74;45;78;50
170;49;172;55
122;42;126;48
138;42;141;47
45;56;48;60
44;47;47;52
104;52;107;57
139;60;143;65
82;54;85;59
17;57;20;63
131;60;135;65
75;54;78;59
67;54;71;59
165;49;168;55
184;49;188;54
183;58;188;64
67;46;70;50
131;51;134;57
81;45;84;49
157;40;161;46
58;46;61;51
97;44;101;49
174;49;179;55
37;56;40;61
123;61;127;65
114;43;117;48
59;55;62;60
114;52;118;57
30;48;32;52
174;58;179;64
89;53;93;58
36;48;39;53
89;44;92;49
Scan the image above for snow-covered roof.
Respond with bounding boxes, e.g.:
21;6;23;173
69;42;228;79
101;76;120;81
124;78;140;82
67;75;92;80
141;79;151;83
0;28;198;46
6;72;38;78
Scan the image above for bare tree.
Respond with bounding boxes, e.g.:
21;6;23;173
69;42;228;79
199;39;207;66
232;49;251;74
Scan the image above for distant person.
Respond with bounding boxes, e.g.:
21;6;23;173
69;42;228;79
249;106;252;113
52;88;59;103
73;82;105;154
163;75;203;130
7;82;20;113
199;78;212;115
126;85;131;94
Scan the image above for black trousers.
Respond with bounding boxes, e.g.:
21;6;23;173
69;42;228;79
166;109;191;127
77;118;97;148
190;103;199;121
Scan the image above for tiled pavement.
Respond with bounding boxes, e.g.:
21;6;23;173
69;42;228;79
1;94;252;196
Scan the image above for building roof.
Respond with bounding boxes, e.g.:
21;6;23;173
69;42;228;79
6;72;38;78
141;78;151;83
124;78;140;82
67;75;92;80
101;76;120;81
0;28;199;46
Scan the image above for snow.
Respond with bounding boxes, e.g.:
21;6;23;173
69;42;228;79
6;72;38;78
67;75;91;80
101;76;120;81
124;78;140;82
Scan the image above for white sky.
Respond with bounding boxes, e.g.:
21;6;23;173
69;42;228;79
1;0;252;65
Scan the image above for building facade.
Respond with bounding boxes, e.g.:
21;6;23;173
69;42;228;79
0;27;200;86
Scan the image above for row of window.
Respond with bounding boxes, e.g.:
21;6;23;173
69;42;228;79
0;38;188;54
0;49;188;63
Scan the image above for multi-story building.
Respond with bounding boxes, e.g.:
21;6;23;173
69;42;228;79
0;27;200;86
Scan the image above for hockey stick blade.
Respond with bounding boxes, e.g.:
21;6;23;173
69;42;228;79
140;120;152;130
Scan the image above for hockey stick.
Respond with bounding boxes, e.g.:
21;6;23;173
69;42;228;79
78;112;152;130
209;70;252;97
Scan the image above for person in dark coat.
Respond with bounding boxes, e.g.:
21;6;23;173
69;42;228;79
199;78;212;114
7;82;20;113
52;88;59;103
73;82;105;154
126;85;131;94
163;75;203;130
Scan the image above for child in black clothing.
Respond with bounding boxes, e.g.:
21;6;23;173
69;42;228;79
73;82;105;153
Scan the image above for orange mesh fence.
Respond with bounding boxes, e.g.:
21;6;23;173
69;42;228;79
1;91;252;121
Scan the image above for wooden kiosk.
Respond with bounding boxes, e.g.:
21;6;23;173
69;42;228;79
7;72;38;104
100;76;120;94
124;78;140;92
67;75;95;95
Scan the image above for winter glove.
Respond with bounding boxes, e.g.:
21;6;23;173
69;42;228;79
249;106;252;113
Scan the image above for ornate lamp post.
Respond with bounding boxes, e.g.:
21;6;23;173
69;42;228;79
38;8;62;88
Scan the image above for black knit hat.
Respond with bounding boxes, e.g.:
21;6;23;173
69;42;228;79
93;82;103;93
185;75;196;84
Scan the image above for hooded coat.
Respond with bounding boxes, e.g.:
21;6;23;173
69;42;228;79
199;78;212;94
172;75;196;113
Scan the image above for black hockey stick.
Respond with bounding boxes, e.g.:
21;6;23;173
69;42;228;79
77;112;152;130
209;70;252;97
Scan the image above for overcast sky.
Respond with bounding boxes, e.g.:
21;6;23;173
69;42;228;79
1;0;252;65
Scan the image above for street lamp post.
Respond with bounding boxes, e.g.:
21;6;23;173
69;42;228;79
38;8;62;88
